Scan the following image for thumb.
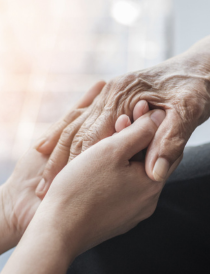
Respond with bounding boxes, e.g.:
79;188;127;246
113;109;166;160
145;110;191;182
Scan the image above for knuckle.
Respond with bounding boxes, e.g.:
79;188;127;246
82;130;100;149
69;150;81;161
161;130;186;161
62;122;78;140
57;139;70;152
156;115;186;161
175;85;210;125
69;137;83;160
71;137;83;151
69;151;79;161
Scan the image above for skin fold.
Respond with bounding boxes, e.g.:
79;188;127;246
36;36;210;192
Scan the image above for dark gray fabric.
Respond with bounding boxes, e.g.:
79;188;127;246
68;143;210;274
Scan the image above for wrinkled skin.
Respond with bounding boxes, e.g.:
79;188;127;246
37;36;210;186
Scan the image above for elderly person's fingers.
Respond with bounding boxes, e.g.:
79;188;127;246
69;99;150;161
145;110;187;182
115;115;131;132
71;99;150;162
65;35;210;182
35;81;106;155
114;109;166;161
68;98;150;161
115;100;149;132
115;100;150;162
68;103;110;161
35;112;90;199
35;81;106;199
133;100;149;121
36;100;149;199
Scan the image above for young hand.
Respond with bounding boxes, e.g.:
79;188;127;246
0;81;105;254
2;106;182;274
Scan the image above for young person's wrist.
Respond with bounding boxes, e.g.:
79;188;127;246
0;183;20;254
2;195;79;274
40;196;84;260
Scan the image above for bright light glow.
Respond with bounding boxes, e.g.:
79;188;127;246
111;0;141;26
139;41;160;59
11;122;36;160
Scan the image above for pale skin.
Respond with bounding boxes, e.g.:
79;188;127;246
0;82;106;255
0;83;165;253
1;105;182;274
0;97;153;254
0;83;148;255
35;36;210;197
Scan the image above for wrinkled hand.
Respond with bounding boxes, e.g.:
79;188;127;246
66;60;210;182
37;39;210;186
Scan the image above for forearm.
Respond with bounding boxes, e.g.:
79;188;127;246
188;35;210;64
1;200;76;274
177;36;210;82
0;184;19;254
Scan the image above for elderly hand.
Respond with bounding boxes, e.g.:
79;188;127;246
37;36;210;186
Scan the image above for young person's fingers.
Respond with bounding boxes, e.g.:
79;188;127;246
35;81;106;155
113;109;166;161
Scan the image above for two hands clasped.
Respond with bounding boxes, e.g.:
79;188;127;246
0;90;180;273
1;36;210;273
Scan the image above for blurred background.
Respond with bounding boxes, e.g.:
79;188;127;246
0;0;210;268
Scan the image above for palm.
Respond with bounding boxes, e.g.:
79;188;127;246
7;148;48;235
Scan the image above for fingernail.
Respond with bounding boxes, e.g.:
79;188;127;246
34;138;47;150
150;110;165;127
36;178;46;193
125;116;131;127
153;158;170;181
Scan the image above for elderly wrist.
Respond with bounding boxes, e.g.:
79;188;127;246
180;40;210;85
